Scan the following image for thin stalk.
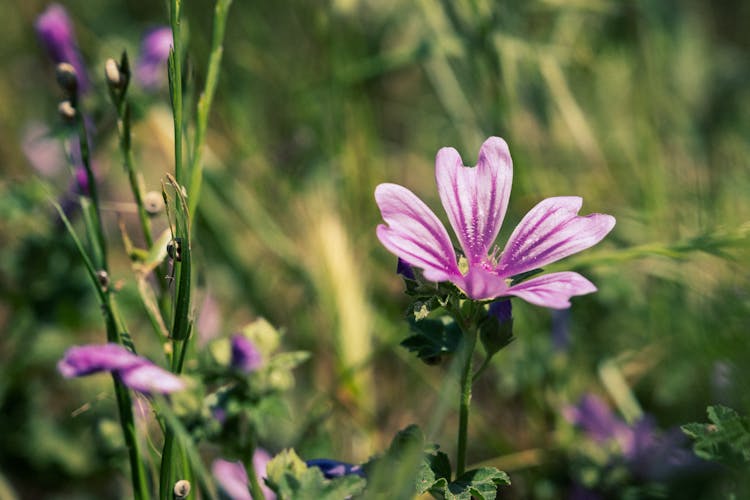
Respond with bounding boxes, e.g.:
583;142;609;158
455;321;478;477
244;446;266;500
169;0;184;185
188;0;233;216
76;115;107;270
117;98;154;248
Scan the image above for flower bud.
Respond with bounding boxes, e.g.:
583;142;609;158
143;190;165;216
55;62;78;96
104;58;122;88
58;100;76;122
173;479;191;499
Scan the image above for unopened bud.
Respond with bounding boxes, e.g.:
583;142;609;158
58;100;76;122
105;58;122;88
173;479;191;499
55;62;78;96
143;191;165;216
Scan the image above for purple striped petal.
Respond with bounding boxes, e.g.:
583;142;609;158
375;183;461;283
436;137;513;264
58;343;142;377
505;271;597;309
497;197;615;278
212;459;252;500
118;363;186;394
58;343;185;394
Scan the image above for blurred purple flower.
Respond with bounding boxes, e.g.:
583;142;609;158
197;292;222;347
231;335;263;373
305;458;364;479
22;123;65;177
564;394;631;445
136;27;173;90
551;308;571;351
58;343;185;394
212;449;275;500
565;394;700;481
35;4;90;93
375;137;615;308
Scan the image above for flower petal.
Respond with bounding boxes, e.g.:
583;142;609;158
497;197;615;277
212;459;252;500
375;183;461;283
58;343;142;377
118;363;186;394
436;137;513;264
505;271;597;309
456;265;509;301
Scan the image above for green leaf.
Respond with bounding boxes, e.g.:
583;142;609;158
415;449;451;494
266;449;366;500
682;405;750;465
401;317;461;364
428;467;511;500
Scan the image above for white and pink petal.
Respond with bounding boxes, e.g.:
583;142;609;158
435;137;512;265
505;271;597;309
375;183;461;283
497;196;615;278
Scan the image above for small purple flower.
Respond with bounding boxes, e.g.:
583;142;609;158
375;137;615;308
35;4;90;93
58;343;185;394
305;458;365;479
231;335;263;373
212;449;275;500
563;394;631;445
136;27;173;90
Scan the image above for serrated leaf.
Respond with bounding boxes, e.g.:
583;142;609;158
266;449;366;500
429;467;511;500
416;450;451;494
682;405;750;465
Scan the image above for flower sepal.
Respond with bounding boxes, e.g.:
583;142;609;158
479;300;515;361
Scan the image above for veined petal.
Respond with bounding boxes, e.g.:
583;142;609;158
497;196;615;277
456;265;509;301
505;271;597;309
436;137;513;264
118;363;186;394
375;183;461;283
58;343;141;377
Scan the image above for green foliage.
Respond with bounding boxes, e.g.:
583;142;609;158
401;316;462;364
265;449;366;500
682;405;750;466
425;467;511;500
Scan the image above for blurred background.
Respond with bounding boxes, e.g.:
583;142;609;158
1;0;749;498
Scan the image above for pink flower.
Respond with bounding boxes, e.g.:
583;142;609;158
58;343;185;394
212;449;276;499
375;137;615;309
135;27;173;90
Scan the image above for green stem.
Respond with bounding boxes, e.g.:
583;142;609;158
244;446;266;500
188;0;233;216
76;115;107;270
169;0;184;186
454;303;479;478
